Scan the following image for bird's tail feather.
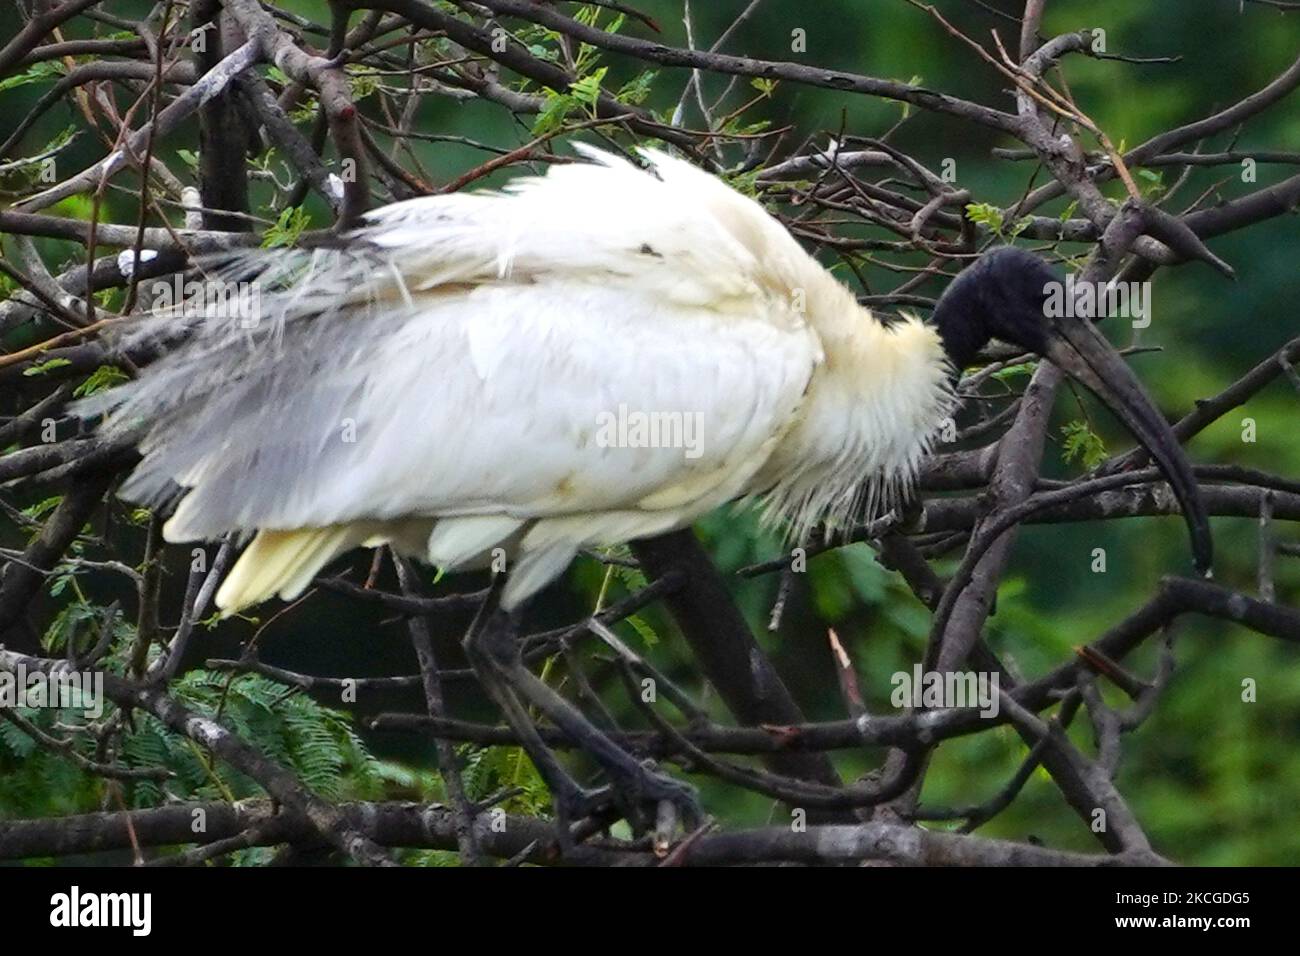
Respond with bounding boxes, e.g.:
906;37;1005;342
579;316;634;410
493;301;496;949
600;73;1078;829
502;543;577;610
427;515;524;570
215;526;363;615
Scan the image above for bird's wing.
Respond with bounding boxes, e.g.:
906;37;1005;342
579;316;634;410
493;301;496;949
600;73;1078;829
92;148;823;555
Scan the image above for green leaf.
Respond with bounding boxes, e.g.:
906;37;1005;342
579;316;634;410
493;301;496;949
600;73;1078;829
347;65;381;101
51;193;94;220
721;117;772;137
22;496;62;521
72;365;129;398
42;601;102;653
0;125;80;180
568;66;608;108
965;202;1005;233
262;206;311;249
1060;420;1108;470
0;716;38;757
723;167;762;198
617;70;657;106
531;91;575;136
1137;167;1166;197
289;97;320;124
623;613;658;648
0;61;64;94
23;358;72;377
991;361;1037;383
898;74;923;118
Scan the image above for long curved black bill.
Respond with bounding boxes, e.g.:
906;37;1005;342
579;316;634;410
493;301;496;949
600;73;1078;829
1042;319;1213;576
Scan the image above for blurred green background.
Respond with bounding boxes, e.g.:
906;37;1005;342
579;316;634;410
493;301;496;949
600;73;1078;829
2;1;1298;865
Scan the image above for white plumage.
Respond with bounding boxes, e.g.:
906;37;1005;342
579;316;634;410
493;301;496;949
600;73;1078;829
93;145;955;611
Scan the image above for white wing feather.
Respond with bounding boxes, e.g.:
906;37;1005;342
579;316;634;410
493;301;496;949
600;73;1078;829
93;146;827;608
161;280;817;535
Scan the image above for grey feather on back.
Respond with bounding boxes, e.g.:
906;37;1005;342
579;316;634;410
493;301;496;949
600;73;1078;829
77;241;416;537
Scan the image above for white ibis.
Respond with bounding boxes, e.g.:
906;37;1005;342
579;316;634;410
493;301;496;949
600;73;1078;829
89;144;1211;826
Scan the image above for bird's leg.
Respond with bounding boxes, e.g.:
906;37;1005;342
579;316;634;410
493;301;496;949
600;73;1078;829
500;644;702;831
462;604;591;842
464;599;701;836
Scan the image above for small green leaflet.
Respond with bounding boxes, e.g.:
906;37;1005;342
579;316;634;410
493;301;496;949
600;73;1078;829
262;206;311;249
623;613;658;648
991;361;1036;383
1137;167;1165;197
1061;420;1108;470
899;74;923;118
533;65;609;135
966;203;1029;239
23;496;62;521
0;61;64;94
569;66;608;107
23;357;72;377
618;70;657;106
73;365;129;398
532;91;575;136
965;202;1004;232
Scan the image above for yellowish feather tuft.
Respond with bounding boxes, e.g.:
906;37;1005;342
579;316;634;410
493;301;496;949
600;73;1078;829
215;527;356;615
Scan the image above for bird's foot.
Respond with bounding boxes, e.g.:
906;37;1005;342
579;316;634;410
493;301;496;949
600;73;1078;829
592;759;702;839
546;769;700;856
464;599;701;847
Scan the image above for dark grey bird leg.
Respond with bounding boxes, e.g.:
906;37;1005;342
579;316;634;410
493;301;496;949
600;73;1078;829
462;597;589;843
463;591;701;836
